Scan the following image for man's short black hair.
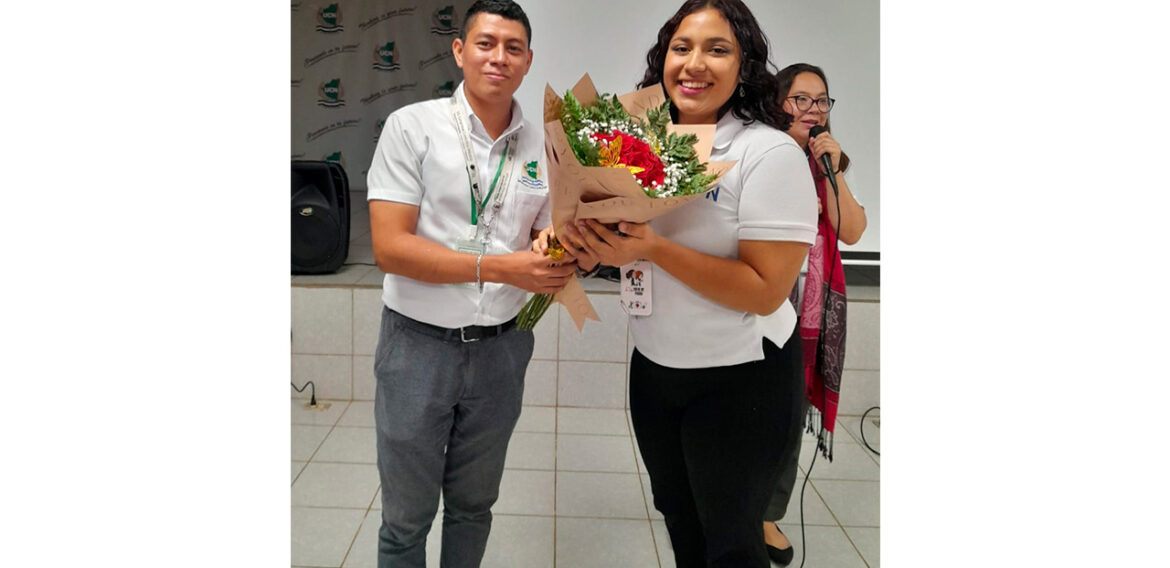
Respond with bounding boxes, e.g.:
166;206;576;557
462;0;532;48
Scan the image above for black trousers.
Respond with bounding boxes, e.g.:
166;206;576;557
630;332;801;568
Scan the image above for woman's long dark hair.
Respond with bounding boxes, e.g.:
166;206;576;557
638;0;787;131
775;62;850;173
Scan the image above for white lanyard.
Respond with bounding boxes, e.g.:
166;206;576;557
449;96;518;245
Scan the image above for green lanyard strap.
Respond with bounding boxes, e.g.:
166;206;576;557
470;140;510;226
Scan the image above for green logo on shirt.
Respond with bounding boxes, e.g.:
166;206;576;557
519;160;546;190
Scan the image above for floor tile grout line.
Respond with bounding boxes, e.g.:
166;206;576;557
801;476;880;565
350;290;356;400
837;525;873;568
309;396;375;568
292;402;349;485
551;290;562;568
336;504;372;568
294;506;687;523
533;357;634;364
552;513;655;521
797;480;853;566
552;402;558;567
555;431;635;438
625;409;664;567
291;461;308;487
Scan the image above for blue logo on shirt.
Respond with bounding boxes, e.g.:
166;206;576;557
705;186;721;202
518;177;546;190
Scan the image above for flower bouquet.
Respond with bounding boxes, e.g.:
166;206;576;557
516;74;735;331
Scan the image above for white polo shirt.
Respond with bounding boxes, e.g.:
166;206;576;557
629;112;818;369
367;82;551;329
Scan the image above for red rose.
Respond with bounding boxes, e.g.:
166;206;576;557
591;130;666;187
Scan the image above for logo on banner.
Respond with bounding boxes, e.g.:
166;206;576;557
324;152;346;171
316;3;343;33
431;6;459;35
373;42;402;71
317;78;345;107
519;160;546;190
433;81;456;98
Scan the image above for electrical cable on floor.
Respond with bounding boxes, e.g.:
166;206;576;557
860;406;879;456
796;407;878;567
291;380;317;407
797;440;818;568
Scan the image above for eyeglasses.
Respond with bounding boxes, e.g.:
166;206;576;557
786;95;835;113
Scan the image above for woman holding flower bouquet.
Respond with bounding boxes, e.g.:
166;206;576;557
560;1;817;566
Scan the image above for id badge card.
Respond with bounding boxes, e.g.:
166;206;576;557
620;260;652;316
455;232;485;289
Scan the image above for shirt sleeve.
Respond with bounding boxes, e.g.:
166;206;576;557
737;142;818;244
843;169;865;208
366;111;425;205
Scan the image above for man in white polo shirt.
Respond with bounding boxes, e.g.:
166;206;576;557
365;1;576;566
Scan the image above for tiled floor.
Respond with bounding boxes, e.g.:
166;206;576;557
291;401;880;567
293;191;879;566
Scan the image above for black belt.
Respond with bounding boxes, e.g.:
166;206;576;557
397;312;517;343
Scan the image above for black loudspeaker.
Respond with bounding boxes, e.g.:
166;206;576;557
291;160;350;274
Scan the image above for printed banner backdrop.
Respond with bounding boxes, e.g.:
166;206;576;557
292;1;471;189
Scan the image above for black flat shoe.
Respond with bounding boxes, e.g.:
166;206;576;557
766;527;795;566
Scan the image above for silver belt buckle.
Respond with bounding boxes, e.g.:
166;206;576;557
460;327;479;343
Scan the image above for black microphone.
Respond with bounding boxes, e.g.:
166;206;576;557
808;125;838;196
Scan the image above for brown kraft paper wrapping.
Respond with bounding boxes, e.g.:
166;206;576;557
542;73;736;331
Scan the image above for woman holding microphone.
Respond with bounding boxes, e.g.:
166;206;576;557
760;62;868;565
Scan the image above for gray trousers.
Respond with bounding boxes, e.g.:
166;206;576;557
374;308;533;568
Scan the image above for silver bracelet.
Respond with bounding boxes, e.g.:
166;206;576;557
476;253;484;292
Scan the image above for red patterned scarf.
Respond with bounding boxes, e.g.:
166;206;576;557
799;154;847;461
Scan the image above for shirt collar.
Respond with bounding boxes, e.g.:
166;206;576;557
711;111;746;152
454;81;525;141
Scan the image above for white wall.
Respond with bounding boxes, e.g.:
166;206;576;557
515;0;879;254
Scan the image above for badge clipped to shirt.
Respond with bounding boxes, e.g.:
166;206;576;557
448;96;518;291
454;227;485;289
620;260;652;316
